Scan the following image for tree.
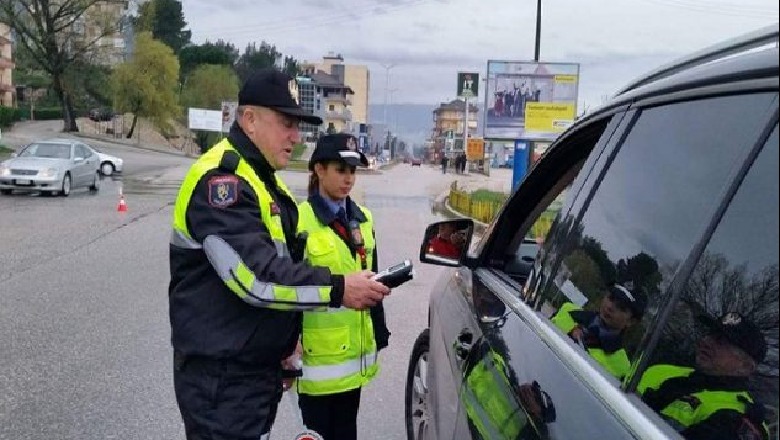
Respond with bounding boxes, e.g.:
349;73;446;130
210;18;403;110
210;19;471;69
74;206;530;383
134;0;191;54
113;32;180;139
179;40;239;80
0;0;124;131
234;41;283;83
180;64;239;150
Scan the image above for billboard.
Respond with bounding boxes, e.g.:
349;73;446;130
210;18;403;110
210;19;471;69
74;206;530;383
466;137;485;160
457;72;479;98
484;61;579;140
188;108;222;132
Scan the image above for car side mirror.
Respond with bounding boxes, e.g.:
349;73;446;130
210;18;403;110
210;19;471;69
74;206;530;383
10;152;17;158
74;156;85;162
419;219;474;267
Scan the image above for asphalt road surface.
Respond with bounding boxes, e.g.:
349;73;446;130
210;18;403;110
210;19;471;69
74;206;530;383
0;146;459;440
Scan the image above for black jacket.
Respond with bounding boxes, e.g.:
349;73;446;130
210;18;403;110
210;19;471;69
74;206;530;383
169;123;345;365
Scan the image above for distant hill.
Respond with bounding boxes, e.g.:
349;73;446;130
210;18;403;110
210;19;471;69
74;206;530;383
368;103;485;145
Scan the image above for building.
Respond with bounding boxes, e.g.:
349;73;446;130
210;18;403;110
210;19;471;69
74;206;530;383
70;0;134;66
429;99;479;160
309;69;354;134
0;22;13;107
295;75;320;140
303;53;370;126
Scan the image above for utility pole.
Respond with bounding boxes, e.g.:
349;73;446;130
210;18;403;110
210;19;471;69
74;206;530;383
534;0;542;61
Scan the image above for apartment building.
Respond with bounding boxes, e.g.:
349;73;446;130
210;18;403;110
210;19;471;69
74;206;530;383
309;70;354;134
430;99;479;159
72;0;133;66
0;22;13;107
303;53;370;126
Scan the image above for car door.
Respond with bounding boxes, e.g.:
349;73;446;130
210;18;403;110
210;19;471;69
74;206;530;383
427;265;477;439
74;144;94;186
452;111;632;439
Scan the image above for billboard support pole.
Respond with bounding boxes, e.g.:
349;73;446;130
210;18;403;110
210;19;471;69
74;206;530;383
534;0;542;62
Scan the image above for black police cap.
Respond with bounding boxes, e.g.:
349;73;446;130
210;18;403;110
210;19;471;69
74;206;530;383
699;312;767;364
309;133;368;170
238;68;322;125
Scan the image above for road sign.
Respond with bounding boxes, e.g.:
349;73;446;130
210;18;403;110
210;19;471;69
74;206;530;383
457;72;479;98
466;137;484;160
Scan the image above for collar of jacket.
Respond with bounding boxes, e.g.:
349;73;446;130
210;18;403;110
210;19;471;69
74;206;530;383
308;192;367;225
227;121;275;181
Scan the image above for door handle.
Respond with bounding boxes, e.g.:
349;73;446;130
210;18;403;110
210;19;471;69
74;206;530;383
454;329;473;360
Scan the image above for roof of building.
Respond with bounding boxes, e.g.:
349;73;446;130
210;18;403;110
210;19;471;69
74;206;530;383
309;71;354;94
433;99;479;114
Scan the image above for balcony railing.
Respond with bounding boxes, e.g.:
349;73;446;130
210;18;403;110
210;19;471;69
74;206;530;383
323;94;351;105
325;110;352;121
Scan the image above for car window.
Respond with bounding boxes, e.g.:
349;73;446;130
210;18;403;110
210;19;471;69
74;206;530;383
75;145;89;159
531;92;777;382
19;143;72;159
490;115;624;287
633;125;778;440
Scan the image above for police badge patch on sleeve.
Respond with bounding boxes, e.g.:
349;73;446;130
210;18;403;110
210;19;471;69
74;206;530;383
208;175;239;207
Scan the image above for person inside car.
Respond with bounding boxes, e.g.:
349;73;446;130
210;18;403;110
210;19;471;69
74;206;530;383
426;222;466;259
638;312;769;440
551;282;646;380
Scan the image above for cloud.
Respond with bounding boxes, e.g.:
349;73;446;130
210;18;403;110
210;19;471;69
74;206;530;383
182;0;779;111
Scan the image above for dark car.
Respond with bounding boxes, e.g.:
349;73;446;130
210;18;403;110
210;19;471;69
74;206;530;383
88;107;115;122
406;24;779;440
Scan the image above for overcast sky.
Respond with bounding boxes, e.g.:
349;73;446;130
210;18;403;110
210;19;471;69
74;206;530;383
182;0;778;114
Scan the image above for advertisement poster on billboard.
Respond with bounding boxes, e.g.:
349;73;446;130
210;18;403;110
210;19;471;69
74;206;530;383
221;101;238;133
484;61;579;140
188;108;223;132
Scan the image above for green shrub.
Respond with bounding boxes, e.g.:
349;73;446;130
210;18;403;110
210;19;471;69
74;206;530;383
292;143;306;160
16;107;68;121
0;106;21;127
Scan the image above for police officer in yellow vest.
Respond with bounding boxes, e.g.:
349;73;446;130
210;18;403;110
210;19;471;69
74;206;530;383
169;68;390;439
551;283;646;380
295;133;390;440
638;312;769;440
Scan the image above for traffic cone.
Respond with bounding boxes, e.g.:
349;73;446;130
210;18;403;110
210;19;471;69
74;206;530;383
117;194;128;212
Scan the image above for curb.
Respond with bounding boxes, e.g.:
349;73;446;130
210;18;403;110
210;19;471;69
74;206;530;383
73;132;194;158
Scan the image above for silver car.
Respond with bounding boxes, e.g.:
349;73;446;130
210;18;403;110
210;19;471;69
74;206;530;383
0;138;100;196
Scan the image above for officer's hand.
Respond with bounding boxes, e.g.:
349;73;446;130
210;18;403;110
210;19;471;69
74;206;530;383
342;271;390;310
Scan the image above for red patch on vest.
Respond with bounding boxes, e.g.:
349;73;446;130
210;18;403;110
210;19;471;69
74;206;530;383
270;202;281;216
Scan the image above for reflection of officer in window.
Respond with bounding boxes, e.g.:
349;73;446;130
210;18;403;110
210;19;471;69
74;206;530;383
551;283;646;380
426;223;465;258
638;313;769;440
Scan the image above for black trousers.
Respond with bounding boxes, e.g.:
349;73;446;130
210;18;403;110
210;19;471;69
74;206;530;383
298;388;362;440
173;354;283;440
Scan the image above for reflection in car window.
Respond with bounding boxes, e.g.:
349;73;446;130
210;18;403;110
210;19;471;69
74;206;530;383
19;143;72;159
636;126;778;440
534;92;777;380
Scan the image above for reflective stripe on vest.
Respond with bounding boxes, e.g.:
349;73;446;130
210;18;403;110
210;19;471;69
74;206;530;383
170;139;331;311
296;201;379;395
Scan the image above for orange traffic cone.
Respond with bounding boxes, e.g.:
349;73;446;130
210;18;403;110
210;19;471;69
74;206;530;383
117;194;128;212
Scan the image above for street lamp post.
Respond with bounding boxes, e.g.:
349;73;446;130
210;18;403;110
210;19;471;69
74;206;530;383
380;63;396;130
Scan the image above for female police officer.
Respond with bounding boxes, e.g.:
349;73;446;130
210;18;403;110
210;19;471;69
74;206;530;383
295;133;391;440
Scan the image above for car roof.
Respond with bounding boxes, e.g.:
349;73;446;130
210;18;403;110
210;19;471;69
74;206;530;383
32;138;78;145
586;23;779;117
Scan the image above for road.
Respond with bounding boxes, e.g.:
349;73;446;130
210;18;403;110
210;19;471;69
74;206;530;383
0;141;466;440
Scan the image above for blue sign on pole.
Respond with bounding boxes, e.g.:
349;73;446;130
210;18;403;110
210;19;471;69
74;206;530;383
512;140;530;190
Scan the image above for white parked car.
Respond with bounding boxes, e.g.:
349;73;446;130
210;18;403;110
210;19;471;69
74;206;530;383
0;138;101;196
88;146;123;176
